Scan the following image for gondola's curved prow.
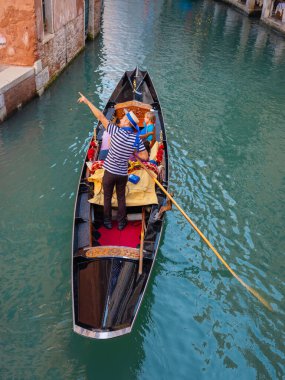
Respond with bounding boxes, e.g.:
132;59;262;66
71;68;169;339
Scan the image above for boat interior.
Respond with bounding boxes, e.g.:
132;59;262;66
73;99;167;261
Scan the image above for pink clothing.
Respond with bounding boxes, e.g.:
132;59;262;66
101;131;111;150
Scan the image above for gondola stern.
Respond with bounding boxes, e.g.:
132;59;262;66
73;323;132;339
72;256;151;339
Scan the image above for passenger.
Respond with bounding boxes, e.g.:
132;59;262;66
139;111;156;147
144;139;158;166
143;140;151;160
78;93;148;231
98;130;111;160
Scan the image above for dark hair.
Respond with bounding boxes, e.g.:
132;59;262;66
143;140;151;154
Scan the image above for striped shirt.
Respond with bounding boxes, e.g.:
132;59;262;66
103;122;145;176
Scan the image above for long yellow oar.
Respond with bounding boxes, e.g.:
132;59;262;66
136;156;272;311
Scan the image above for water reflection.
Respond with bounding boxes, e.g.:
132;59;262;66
210;0;285;66
224;8;241;35
272;38;285;63
256;27;269;49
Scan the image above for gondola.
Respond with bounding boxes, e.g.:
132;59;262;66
72;68;169;339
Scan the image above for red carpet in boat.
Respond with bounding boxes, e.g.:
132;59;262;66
98;221;141;248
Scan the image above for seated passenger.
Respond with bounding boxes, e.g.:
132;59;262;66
98;130;111;160
140;111;156;147
143;140;151;160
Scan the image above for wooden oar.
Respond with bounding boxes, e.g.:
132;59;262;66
136;156;272;311
138;207;145;275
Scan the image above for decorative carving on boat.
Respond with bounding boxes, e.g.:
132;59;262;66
85;246;140;259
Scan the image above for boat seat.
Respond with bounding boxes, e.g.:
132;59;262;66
74;191;92;250
127;213;142;221
75;220;91;250
80;181;90;191
75;192;90;220
114;100;152;127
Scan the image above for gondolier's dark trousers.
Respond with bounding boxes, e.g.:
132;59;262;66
103;170;128;223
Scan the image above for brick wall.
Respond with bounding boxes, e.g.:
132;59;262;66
38;7;84;80
38;29;67;78
4;75;36;116
66;13;85;63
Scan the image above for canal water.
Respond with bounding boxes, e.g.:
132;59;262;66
1;0;284;379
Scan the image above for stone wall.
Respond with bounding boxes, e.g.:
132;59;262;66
4;75;36;116
88;0;102;38
0;1;38;66
66;12;85;64
0;66;36;122
36;0;85;86
261;0;285;33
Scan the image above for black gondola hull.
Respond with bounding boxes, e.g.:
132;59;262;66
72;68;168;339
73;257;152;338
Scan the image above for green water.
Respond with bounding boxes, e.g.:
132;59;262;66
1;0;284;379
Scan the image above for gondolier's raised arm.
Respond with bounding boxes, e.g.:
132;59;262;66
78;92;109;129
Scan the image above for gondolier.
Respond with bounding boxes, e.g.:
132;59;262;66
78;93;148;230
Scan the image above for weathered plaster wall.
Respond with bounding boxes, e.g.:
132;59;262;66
35;0;44;42
53;0;84;32
94;0;102;35
37;12;84;79
38;4;85;78
88;0;101;38
37;0;84;81
0;1;37;66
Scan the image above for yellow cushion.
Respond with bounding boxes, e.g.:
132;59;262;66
88;168;158;206
149;141;159;161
